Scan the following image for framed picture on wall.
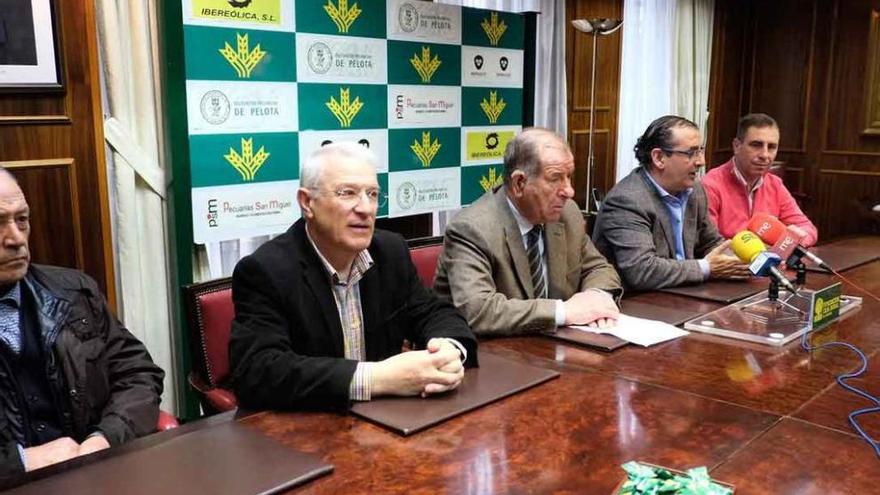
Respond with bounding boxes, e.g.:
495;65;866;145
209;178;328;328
0;0;63;91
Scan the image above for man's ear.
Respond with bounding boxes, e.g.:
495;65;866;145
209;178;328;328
732;137;742;152
650;148;666;171
509;171;527;196
297;188;314;219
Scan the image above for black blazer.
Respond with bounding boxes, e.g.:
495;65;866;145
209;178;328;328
229;219;478;410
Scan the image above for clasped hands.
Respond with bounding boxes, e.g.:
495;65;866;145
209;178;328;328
23;434;110;472
373;338;464;398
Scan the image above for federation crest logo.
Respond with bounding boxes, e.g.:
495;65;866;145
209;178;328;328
479;167;504;192
224;137;270;181
410;46;441;83
326;87;364;128
199;90;231;125
324;0;361;34
480;91;506;124
473;55;484;70
398;3;419;32
481;12;508;46
500;56;509;71
307;42;333;74
410;131;441;168
397;182;417;210
219;33;266;78
228;0;252;7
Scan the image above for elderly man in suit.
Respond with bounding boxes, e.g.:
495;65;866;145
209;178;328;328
434;127;622;336
229;142;478;410
592;115;749;291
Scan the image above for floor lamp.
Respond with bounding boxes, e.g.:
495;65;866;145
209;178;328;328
571;18;623;213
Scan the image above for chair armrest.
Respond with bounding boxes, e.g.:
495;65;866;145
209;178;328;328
189;371;238;412
156;410;179;431
204;388;238;412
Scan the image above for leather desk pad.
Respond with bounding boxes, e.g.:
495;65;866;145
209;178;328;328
7;421;333;495
658;278;767;303
806;243;880;273
351;352;559;436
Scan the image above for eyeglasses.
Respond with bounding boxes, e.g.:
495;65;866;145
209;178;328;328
661;147;705;161
319;187;388;208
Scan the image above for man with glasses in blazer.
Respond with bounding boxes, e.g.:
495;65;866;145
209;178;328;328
592;115;749;291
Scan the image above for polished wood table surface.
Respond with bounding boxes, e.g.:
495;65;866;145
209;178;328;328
238;237;880;494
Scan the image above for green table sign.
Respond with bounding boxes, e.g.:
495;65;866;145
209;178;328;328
811;282;842;330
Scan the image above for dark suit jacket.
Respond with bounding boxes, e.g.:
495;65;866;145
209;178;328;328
229;219;478;410
434;185;621;336
592;167;724;291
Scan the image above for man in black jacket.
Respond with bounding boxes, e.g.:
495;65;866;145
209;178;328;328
0;169;164;480
229;142;478;410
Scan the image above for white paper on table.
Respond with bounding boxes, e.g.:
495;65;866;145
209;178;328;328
570;314;689;347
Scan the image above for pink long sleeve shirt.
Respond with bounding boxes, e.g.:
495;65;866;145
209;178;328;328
702;158;818;246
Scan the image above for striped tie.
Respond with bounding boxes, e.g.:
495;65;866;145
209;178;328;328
526;225;547;298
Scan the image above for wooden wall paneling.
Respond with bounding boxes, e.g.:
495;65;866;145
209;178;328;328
708;0;880;240
747;0;815;154
1;159;84;270
0;0;115;305
565;0;624;210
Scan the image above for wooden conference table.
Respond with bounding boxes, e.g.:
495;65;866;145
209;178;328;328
241;236;880;494
11;237;880;494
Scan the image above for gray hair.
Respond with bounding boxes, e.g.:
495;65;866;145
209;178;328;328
503;127;570;184
300;141;378;189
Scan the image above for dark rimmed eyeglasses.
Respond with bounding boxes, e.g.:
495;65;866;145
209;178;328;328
661;147;706;161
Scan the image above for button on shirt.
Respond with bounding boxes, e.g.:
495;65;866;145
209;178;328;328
644;173;711;279
0;282;22;354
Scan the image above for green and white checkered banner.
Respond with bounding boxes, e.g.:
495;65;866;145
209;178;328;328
180;0;524;243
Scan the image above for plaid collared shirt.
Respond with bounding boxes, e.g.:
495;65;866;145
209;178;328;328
307;231;375;401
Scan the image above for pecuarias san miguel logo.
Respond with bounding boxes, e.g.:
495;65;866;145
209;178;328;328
410;131;441;168
326;87;363;127
224;137;270;181
410;46;441;83
480;91;506;124
200;90;231;125
398;3;419;32
307;42;333;74
219;33;266;78
481;12;508;46
479;167;503;192
324;0;361;34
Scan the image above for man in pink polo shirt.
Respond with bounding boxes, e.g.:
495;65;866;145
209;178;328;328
702;113;818;246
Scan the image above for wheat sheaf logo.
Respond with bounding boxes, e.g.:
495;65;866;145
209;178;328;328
481;12;508;46
326;87;364;127
411;131;441;168
480;91;507;124
410;46;441;83
324;0;361;34
219;33;266;78
479;167;504;192
224;138;270;181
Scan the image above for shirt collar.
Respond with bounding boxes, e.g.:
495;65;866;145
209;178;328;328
505;196;538;237
732;158;764;193
0;282;21;308
644;169;692;202
305;226;374;285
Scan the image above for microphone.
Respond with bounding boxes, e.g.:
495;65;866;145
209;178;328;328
747;213;831;271
731;230;799;294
